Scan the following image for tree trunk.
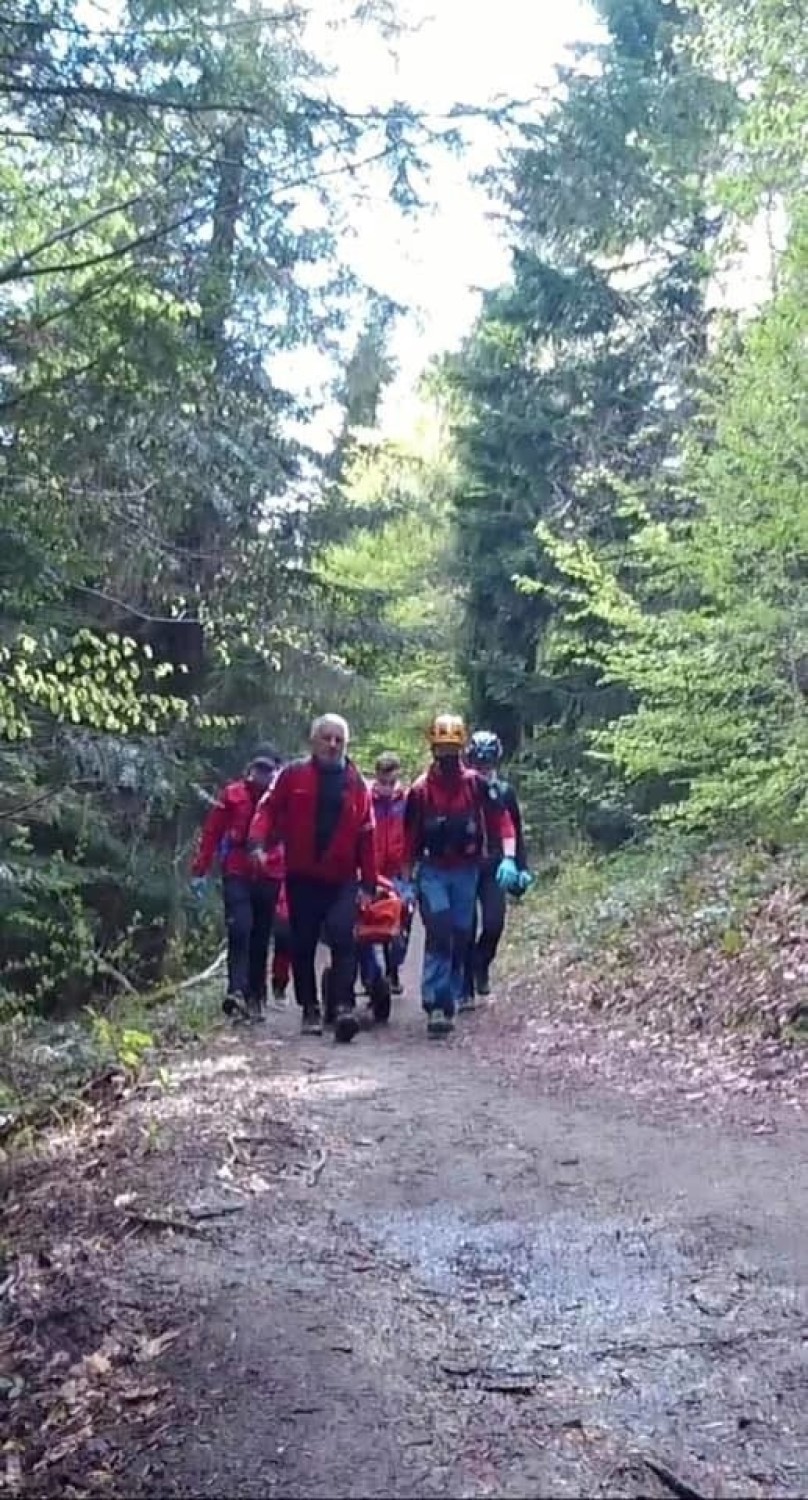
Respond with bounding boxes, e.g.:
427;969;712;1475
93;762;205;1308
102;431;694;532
199;120;247;369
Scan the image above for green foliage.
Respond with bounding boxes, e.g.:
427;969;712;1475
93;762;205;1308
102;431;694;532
0;0;802;1043
506;833;806;1050
442;0;735;837
697;0;807;209
513;829;804;972
0;755;215;1015
441;0;804;851
581;243;807;834
513;829;706;959
0;977;222;1140
88;1012;154;1074
0;0;451;1017
0;631;186;742
320;408;467;771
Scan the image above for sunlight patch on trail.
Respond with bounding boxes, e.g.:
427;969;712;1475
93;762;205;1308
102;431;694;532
167;1051;256;1085
275;1072;382;1103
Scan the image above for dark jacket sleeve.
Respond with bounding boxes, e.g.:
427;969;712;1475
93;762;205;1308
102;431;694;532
504;783;528;868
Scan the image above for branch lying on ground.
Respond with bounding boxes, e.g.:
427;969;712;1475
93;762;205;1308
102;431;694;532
124;1209;206;1238
644;1457;707;1500
175;948;226;991
94;956;139;995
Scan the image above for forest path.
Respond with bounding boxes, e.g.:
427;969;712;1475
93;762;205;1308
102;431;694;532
92;927;808;1500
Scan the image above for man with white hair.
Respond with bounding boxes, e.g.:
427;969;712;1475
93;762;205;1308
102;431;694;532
248;713;377;1040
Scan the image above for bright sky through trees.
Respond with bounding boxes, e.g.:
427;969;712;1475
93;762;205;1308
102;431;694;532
290;0;603;436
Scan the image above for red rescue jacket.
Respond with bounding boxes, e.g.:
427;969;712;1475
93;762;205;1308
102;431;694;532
249;758;377;888
370;780;408;880
260;837;285;883
259;770;285;882
405;764;514;870
191;778;265;881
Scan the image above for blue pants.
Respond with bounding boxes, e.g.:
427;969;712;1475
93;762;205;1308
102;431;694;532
417;863;479;1017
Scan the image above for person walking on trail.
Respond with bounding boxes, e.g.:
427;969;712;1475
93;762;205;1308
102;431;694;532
404;713;520;1038
248;713;377;1042
464;730;533;1000
360;752;415;1006
190;747;283;1022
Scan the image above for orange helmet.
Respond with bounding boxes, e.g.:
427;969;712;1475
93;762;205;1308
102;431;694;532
428;713;467;748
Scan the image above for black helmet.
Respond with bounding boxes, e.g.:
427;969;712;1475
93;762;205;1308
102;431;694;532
467;730;503;766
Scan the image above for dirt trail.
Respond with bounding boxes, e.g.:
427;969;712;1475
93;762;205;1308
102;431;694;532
13;930;807;1499
79;925;804;1500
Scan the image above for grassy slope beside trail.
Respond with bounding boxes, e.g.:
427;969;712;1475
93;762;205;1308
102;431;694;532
492;835;807;1118
0;978;222;1148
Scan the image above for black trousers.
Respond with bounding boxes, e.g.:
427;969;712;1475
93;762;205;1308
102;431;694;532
465;863;507;992
222;876;280;1002
285;876;358;1014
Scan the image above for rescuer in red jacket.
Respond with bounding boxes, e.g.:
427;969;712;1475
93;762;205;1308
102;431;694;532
190;747;282;1021
405;714;517;1037
248;713;377;1041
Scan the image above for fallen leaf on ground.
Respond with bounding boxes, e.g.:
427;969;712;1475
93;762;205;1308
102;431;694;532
3;1447;23;1495
120;1384;165;1403
136;1329;180;1362
245;1173;271;1194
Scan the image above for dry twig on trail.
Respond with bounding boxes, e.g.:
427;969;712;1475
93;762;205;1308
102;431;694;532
591;1323;805;1360
307;1146;328;1186
644;1456;708;1500
124;1209;206;1237
186;1203;246;1221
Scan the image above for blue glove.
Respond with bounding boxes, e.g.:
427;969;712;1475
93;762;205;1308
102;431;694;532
517;869;535;894
496;856;520;892
394;877;416;905
190;876;210;901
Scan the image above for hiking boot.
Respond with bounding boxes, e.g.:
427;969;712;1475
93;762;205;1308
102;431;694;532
301;1005;323;1036
222;991;247;1018
457;992;476;1014
334;1007;360;1045
246;995;266;1024
475;967;491;998
427;1008;453;1039
388;966;404;997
